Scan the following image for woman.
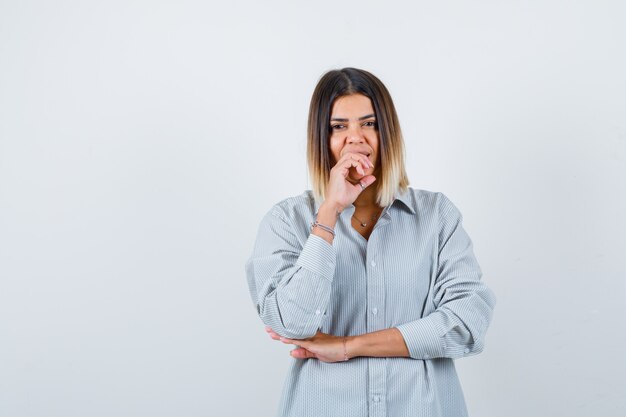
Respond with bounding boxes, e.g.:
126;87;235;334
245;67;496;417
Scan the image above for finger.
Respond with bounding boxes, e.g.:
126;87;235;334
267;331;281;341
351;152;373;169
359;175;376;189
280;336;310;348
334;153;369;175
341;158;365;176
347;153;371;173
350;175;377;194
279;336;297;345
301;349;317;359
355;163;365;176
290;348;317;359
336;158;365;178
338;152;371;169
349;153;374;169
264;326;280;338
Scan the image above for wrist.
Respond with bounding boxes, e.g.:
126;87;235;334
319;201;343;217
345;335;360;360
316;202;342;228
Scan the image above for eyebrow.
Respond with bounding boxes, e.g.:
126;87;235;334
330;113;376;122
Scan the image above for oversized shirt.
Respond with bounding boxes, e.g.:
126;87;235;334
245;187;496;417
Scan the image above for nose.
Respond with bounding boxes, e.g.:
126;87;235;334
346;124;365;144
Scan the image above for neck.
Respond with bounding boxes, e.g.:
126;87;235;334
353;184;380;209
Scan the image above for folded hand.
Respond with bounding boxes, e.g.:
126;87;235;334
265;326;348;363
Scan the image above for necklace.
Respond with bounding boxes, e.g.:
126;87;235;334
352;209;383;228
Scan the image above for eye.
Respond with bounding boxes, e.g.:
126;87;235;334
363;121;377;128
330;124;345;130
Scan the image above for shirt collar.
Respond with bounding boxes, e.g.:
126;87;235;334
393;187;416;214
312;187;415;215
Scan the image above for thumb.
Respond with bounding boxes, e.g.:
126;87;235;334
359;175;376;190
290;348;317;359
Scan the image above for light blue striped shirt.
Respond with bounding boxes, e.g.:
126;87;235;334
246;187;496;417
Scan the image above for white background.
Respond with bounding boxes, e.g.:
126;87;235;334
1;1;625;416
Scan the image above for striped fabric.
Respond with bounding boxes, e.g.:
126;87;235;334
245;188;496;417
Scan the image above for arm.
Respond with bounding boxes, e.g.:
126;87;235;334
348;328;409;357
274;194;496;361
270;327;409;362
246;152;376;340
394;193;496;360
245;203;340;340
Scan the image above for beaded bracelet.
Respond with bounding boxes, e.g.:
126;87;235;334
311;221;335;238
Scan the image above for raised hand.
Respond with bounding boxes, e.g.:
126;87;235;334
324;151;376;213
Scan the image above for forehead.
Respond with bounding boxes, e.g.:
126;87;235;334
331;94;374;117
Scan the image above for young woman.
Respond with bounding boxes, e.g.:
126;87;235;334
246;67;496;417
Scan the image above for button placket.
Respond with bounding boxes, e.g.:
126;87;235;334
366;233;387;417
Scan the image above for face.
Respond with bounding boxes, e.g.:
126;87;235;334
328;93;380;183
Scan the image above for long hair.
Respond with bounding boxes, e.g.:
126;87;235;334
307;68;409;207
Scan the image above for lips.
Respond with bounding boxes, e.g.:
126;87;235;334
343;147;371;158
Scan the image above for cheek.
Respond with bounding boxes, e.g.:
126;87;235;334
368;135;380;156
329;137;343;162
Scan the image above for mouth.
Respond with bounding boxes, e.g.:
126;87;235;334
341;147;373;161
352;150;371;157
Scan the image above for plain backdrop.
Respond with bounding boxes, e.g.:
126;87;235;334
1;1;625;416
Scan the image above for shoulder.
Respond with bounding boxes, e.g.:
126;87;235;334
266;190;315;218
402;187;460;217
255;191;316;242
404;188;466;246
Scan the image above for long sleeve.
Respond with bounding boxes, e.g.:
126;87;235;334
245;206;336;339
395;194;496;360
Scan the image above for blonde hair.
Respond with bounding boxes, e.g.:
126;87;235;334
307;68;409;207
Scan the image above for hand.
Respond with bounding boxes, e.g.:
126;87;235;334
325;152;376;212
265;326;349;363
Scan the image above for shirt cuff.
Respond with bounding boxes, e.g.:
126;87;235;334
295;233;336;281
395;313;446;360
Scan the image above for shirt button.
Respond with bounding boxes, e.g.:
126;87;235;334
372;308;378;315
315;309;321;315
371;261;376;267
464;348;470;354
423;354;430;359
373;396;380;403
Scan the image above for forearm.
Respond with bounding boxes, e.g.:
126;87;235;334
247;207;339;339
346;327;410;359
